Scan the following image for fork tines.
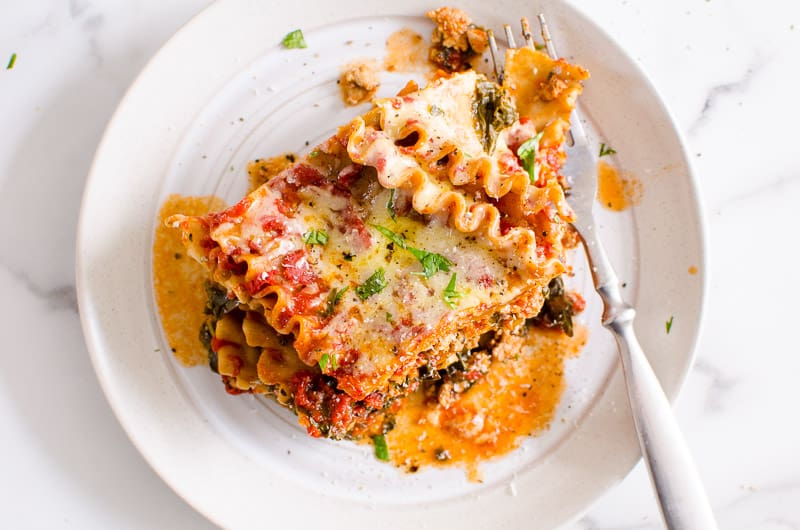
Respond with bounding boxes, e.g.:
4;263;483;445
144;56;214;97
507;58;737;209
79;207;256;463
490;15;578;147
487;16;554;80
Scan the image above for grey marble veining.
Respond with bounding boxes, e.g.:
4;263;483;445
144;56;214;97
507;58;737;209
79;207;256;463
688;60;764;136
2;265;78;313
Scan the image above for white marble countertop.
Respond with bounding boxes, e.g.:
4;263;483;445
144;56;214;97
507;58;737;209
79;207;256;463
1;1;798;528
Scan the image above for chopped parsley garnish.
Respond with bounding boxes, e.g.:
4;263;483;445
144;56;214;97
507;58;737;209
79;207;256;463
517;131;544;185
386;312;393;322
666;316;674;334
429;104;444;116
320;286;348;318
408;247;454;279
308;150;320;157
281;29;307;49
355;268;388;300
373;225;453;279
387;188;397;221
373;224;406;248
319;353;338;371
342;252;354;261
6;52;17;70
599;143;617;157
372;434;390;461
303;229;328;246
442;273;462;309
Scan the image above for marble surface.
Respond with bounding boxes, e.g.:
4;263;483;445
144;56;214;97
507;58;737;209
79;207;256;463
1;0;798;528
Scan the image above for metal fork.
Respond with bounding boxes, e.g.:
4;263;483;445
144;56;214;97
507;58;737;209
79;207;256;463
488;16;718;530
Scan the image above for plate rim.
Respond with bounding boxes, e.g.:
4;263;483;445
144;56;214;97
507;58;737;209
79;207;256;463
75;0;708;527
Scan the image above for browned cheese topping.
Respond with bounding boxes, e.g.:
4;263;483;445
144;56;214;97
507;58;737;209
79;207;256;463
427;7;489;72
340;60;381;106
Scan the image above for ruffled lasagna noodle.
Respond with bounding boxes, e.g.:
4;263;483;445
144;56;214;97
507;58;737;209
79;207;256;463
169;46;588;439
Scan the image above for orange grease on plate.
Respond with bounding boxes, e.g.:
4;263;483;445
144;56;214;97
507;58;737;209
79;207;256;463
153;194;226;366
688;265;698;275
384;28;429;72
386;326;587;480
597;160;643;211
247;153;297;192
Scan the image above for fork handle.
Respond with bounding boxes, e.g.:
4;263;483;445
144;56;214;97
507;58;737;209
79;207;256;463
598;283;718;529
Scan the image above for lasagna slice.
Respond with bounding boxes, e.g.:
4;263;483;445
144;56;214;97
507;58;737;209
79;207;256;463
170;46;587;439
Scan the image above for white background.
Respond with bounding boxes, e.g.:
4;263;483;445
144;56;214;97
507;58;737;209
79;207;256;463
1;1;798;528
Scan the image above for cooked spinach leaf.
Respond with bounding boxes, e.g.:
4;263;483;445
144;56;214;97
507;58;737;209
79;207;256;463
204;281;239;319
530;277;576;336
473;79;518;153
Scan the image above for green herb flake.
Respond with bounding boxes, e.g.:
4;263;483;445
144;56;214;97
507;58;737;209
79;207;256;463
373;225;453;278
408;247;453;279
308;150;320;157
372;434;390;461
281;29;307;49
342;252;354;262
386;312;393;322
442;273;462;309
373;224;408;249
387;188;397;221
429;104;444;116
666;316;674;334
6;52;17;70
318;353;339;371
303;229;329;246
320;286;348;318
319;353;330;371
517;131;544;185
355;268;388;301
599;143;617;157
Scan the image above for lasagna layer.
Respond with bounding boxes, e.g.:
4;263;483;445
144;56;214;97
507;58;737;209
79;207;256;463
170;47;586;410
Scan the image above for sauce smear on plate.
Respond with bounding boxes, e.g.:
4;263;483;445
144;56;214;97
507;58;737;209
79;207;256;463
384;28;429;72
386;326;587;480
597;160;642;211
153;194;225;366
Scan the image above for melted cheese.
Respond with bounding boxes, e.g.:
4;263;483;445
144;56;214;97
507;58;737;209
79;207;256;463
170;68;582;401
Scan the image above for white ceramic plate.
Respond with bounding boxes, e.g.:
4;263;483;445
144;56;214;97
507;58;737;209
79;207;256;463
76;0;706;528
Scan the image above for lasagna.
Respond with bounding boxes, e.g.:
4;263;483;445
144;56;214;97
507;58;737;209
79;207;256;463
167;44;588;442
